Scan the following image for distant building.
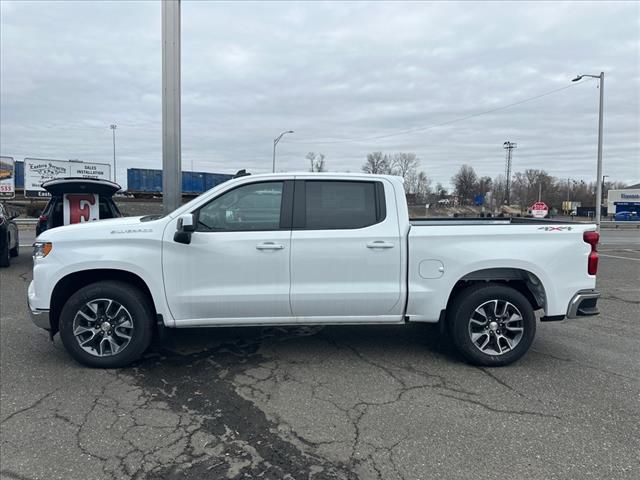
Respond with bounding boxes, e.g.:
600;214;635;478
607;184;640;216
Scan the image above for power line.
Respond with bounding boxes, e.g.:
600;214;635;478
290;79;593;145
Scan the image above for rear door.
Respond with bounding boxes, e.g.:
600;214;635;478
289;178;403;321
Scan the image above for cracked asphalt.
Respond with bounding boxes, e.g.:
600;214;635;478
1;230;638;480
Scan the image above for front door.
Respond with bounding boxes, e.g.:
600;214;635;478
162;180;293;324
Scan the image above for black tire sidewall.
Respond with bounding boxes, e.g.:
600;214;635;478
449;284;536;367
0;234;9;267
9;232;19;257
59;281;153;368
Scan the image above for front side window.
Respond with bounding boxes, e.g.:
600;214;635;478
196;181;283;231
304;181;381;229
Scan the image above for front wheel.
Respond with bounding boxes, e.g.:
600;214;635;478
448;283;536;367
59;281;154;368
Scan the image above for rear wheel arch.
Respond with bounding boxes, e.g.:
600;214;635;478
444;268;547;318
49;269;157;335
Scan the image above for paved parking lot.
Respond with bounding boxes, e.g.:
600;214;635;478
1;231;638;480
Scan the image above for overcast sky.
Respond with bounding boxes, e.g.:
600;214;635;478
1;0;639;189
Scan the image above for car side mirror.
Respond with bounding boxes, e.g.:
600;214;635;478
174;213;195;244
177;213;196;232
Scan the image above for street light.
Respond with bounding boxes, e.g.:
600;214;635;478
272;130;294;173
572;72;605;230
110;124;117;183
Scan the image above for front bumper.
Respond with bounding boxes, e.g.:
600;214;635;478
29;304;51;330
28;281;50;330
567;289;600;319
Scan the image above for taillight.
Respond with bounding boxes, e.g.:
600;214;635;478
583;231;599;275
38;215;48;223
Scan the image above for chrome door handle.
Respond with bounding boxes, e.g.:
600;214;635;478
367;241;395;249
256;242;284;250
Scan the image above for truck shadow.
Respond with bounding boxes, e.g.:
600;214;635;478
147;322;460;365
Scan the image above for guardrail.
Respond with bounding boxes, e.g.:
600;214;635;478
15;218;38;226
600;221;640;229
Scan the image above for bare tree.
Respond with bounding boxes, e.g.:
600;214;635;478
306;152;327;172
451;164;478;205
390;152;420;194
362;152;391;174
392;152;419;179
415;171;432;203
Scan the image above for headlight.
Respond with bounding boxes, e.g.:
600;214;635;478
33;242;53;259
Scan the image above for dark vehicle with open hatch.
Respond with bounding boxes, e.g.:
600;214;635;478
35;178;122;236
0;202;20;267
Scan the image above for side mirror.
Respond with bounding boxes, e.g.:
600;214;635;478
174;213;195;244
177;213;196;232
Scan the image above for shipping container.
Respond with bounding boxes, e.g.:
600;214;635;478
126;168;232;196
15;160;24;189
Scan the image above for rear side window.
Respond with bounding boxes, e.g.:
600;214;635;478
302;181;384;229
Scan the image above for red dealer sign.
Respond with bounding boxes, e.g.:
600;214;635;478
63;193;99;225
531;201;549;218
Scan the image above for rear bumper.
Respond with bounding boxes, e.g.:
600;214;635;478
567;289;600;319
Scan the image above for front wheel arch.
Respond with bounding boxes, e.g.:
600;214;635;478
49;269;157;336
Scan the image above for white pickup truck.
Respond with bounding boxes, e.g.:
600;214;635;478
28;173;600;368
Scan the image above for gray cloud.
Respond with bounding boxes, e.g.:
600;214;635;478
1;0;638;189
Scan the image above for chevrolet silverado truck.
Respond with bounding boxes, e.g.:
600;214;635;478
28;173;600;368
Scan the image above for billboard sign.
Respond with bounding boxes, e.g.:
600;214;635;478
24;158;111;198
0;156;15;199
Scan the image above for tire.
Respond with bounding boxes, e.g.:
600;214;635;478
0;234;9;268
9;231;19;257
448;283;536;367
59;281;154;368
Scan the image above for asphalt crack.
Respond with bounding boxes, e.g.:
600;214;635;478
127;334;359;480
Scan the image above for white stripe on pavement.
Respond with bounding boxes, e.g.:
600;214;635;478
600;254;640;262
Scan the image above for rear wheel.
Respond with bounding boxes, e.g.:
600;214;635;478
448;283;536;366
59;281;154;368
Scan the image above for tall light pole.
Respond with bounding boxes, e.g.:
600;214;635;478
110;124;117;183
272;130;294;173
162;0;182;214
572;72;604;230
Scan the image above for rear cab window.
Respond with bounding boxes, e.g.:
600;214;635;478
294;180;386;230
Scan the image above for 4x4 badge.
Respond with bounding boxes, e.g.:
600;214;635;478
538;226;573;231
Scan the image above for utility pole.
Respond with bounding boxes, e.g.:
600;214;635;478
503;141;517;205
110;124;117;183
162;0;182;214
538;182;542;202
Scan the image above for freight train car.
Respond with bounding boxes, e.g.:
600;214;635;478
15;160;24;189
126;168;233;197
